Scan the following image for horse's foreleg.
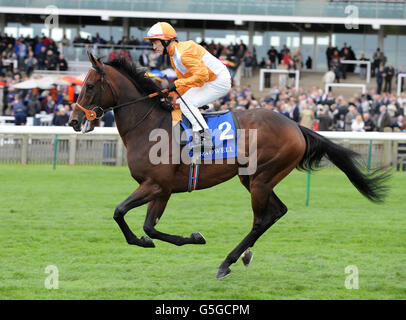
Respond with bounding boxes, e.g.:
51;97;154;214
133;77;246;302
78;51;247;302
113;180;162;248
216;188;287;279
143;197;206;246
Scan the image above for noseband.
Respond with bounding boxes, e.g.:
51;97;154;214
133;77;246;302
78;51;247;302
76;63;118;121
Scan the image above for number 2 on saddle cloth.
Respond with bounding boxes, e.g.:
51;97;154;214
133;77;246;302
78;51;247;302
170;103;239;192
173;107;238;161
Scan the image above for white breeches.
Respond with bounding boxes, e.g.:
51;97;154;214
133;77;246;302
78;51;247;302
176;69;231;131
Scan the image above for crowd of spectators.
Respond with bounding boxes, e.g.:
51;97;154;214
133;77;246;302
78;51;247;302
0;80;116;127
1;82;76;126
110;38;254;76
1;32;406;132
5;31;404;92
72;32;149;48
199;39;255;83
213;84;406;132
3;75;406;132
0;34;68;78
323;43;405;95
0;33;113;126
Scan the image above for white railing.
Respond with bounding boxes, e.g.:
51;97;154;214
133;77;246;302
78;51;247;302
397;73;406;97
2;126;400;140
1;115;58;126
320;131;406;170
0;126;123;165
0;116;17;125
340;60;371;83
319;131;406;141
1;126;405;167
259;69;300;92
325;83;367;94
0;125;118;135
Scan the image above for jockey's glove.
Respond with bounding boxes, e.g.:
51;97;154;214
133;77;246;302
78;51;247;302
168;82;177;92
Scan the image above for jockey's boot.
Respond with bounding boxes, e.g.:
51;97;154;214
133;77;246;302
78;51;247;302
192;129;213;150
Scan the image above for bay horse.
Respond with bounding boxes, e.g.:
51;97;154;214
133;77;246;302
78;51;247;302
69;52;389;279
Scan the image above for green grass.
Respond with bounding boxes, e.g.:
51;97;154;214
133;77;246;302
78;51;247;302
0;164;405;300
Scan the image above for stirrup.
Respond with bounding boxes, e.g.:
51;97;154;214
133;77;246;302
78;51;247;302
192;130;213;149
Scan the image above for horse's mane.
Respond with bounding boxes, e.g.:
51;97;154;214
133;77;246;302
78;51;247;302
105;57;162;96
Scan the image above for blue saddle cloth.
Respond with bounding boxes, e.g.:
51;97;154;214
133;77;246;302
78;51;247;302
180;111;238;161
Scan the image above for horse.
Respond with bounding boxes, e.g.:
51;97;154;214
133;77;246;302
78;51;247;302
69;52;389;279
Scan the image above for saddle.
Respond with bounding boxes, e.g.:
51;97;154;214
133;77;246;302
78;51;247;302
171;108;240;191
172;108;239;143
172;108;232;146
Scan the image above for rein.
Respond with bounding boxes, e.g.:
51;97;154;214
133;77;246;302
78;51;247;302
76;63;169;130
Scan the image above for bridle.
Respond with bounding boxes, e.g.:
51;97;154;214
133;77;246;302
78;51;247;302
76;62;168;127
75;63;116;121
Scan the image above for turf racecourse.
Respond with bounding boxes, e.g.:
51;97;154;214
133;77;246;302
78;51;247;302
0;164;405;300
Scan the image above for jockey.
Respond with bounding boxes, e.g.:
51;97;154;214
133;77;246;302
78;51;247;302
144;22;231;149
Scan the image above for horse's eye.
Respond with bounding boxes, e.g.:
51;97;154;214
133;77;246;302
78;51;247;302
87;84;94;90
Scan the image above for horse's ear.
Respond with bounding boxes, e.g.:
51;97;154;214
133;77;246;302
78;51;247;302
87;51;103;70
87;50;97;65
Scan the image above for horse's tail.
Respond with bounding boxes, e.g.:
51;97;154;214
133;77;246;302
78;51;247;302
297;125;390;203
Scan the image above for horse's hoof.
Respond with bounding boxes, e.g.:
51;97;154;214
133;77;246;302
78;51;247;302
241;250;253;267
216;266;231;279
190;232;206;244
140;236;155;248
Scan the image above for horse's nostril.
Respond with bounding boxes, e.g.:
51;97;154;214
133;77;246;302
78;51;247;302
70;119;78;126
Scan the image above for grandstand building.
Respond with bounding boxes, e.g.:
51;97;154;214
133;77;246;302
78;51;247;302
1;0;406;69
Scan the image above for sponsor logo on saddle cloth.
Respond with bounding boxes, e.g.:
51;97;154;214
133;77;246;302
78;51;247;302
179;111;237;161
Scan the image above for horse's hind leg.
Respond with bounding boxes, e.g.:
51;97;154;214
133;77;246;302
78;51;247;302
238;175;254;266
142;197;206;246
216;185;287;279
